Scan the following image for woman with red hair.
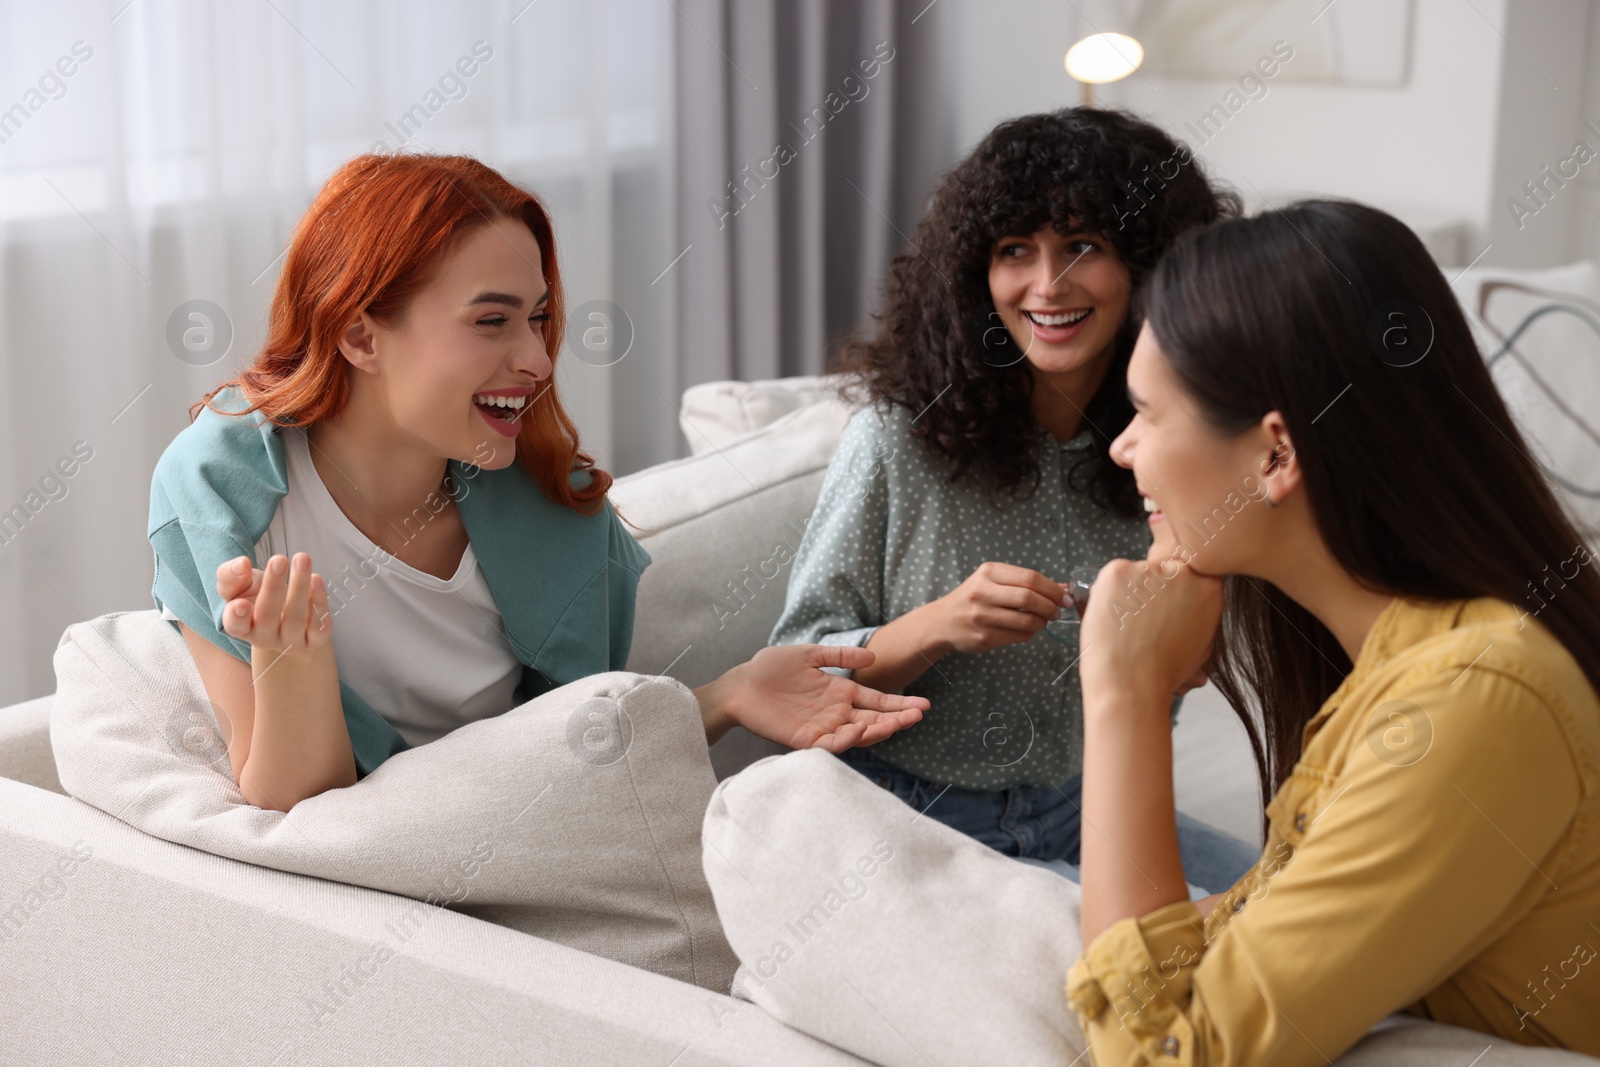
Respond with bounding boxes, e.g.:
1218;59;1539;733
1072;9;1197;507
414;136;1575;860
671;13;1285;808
148;152;927;812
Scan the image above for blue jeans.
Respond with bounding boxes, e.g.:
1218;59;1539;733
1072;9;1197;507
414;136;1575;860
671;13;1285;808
837;746;1261;895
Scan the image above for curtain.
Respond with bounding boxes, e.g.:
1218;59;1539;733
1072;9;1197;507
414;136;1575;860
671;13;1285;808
0;0;674;707
672;0;948;386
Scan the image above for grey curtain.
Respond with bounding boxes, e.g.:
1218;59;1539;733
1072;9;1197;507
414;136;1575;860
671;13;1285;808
672;0;948;387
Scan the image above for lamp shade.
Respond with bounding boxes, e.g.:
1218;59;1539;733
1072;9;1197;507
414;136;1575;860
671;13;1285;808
1064;32;1144;84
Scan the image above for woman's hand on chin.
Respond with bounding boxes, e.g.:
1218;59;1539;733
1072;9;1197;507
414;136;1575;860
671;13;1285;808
1078;553;1223;709
694;645;929;752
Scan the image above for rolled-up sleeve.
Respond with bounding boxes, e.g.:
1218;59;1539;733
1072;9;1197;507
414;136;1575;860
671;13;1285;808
769;410;893;664
1068;899;1208;1062
1064;662;1582;1066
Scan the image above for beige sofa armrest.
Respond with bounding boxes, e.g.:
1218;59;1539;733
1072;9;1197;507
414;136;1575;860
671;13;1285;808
0;776;871;1066
0;695;59;795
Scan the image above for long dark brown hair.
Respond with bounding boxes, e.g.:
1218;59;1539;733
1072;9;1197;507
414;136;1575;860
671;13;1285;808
831;106;1241;515
1146;198;1600;831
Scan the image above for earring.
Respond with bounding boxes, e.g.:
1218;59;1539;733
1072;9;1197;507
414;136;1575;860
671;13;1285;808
1262;450;1283;508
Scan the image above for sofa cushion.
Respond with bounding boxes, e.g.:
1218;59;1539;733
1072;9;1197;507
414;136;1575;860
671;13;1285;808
701;748;1598;1067
48;609;739;993
704;748;1088;1066
1453;259;1600;543
615;396;856;690
679;374;842;455
614;396;858;779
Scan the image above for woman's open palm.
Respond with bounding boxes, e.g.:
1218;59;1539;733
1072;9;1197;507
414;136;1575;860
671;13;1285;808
735;644;928;753
216;552;332;655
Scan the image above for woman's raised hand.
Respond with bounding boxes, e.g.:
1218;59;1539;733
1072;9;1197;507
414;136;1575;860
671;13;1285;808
933;561;1071;654
1078;554;1222;705
216;552;332;655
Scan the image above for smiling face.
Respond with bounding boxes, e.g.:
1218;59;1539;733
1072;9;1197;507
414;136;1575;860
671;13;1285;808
1110;322;1290;574
353;215;553;470
987;225;1131;381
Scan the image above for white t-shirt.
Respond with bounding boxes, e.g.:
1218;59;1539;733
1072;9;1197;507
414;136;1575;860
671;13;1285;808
162;426;523;747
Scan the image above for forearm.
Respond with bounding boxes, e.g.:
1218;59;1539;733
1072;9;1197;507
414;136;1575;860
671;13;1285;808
1079;686;1190;945
851;601;951;694
239;645;356;811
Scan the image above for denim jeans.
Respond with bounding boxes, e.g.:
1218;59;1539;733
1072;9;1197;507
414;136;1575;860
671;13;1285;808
837;745;1261;895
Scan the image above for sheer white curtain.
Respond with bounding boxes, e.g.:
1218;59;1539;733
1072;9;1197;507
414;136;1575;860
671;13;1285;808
0;0;678;706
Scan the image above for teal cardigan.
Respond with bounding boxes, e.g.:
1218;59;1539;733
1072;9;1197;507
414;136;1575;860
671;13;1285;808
147;385;652;778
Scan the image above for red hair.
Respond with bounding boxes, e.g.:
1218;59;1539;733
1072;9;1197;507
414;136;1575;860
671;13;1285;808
191;151;611;514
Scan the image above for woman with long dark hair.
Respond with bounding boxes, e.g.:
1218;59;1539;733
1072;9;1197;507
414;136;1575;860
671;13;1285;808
1069;197;1600;1060
770;107;1260;892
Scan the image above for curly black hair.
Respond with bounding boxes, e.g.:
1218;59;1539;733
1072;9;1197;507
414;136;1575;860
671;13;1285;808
830;106;1242;516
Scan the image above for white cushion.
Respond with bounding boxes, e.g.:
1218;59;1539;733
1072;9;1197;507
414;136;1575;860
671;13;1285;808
679;375;841;455
1453;259;1600;542
704;748;1089;1066
702;748;1597;1066
48;609;739;992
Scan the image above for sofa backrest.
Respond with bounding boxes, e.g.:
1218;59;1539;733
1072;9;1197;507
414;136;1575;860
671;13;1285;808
614;394;855;687
612;393;857;777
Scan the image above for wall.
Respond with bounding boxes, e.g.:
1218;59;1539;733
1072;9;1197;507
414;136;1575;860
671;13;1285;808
1483;0;1593;267
1580;6;1600;264
938;0;1599;269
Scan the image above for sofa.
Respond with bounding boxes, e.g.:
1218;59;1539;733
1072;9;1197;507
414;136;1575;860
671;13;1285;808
0;374;1271;1065
4;246;1597;1064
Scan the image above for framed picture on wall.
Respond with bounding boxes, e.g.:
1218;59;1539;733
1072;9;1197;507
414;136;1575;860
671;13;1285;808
1131;0;1414;85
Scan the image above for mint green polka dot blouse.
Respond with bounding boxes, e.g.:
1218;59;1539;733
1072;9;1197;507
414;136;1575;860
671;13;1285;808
770;401;1182;789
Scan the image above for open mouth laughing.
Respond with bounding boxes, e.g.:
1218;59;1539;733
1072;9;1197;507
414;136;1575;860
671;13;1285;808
473;387;534;436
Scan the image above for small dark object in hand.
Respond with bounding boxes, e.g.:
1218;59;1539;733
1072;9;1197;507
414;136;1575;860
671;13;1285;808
1067;578;1092;618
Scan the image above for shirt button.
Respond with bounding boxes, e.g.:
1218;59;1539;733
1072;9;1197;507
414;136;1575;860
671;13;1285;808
1161;1036;1180;1057
1047;519;1059;531
1294;812;1308;833
1232;897;1246;913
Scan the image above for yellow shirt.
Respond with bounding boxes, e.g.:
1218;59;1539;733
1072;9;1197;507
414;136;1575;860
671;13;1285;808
1065;594;1600;1065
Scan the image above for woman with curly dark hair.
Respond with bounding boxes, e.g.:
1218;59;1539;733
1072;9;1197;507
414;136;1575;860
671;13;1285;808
770;107;1255;891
